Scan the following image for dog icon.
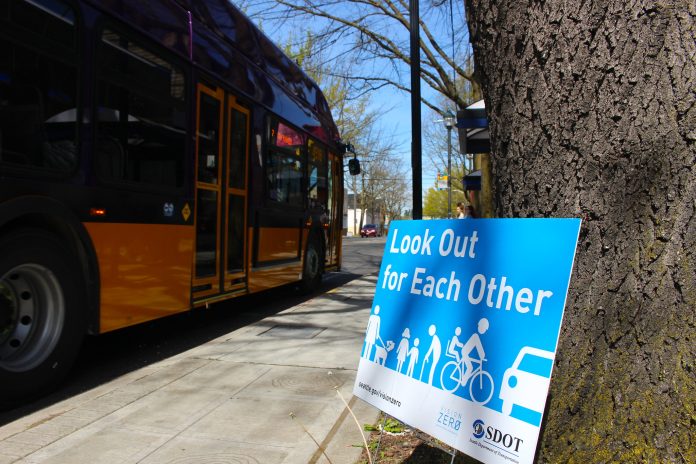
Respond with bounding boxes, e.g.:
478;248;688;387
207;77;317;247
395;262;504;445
374;340;395;366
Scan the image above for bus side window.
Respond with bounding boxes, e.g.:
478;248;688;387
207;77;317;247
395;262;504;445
307;139;327;212
265;119;304;207
95;28;186;188
95;136;125;180
0;0;78;172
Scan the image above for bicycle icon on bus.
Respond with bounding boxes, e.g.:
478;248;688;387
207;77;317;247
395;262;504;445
439;319;495;405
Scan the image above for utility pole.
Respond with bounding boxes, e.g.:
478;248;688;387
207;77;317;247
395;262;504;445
444;114;455;218
409;0;422;220
352;175;357;236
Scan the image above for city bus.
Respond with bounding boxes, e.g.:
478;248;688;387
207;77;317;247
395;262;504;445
0;0;355;405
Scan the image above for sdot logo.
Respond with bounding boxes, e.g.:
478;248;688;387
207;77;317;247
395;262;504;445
484;426;525;453
472;419;485;439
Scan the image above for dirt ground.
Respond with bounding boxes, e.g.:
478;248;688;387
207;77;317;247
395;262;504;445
355;416;481;464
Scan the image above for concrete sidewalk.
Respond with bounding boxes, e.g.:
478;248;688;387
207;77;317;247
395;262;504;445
0;275;382;464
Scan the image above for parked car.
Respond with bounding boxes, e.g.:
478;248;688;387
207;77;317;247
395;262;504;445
499;346;555;416
360;224;379;237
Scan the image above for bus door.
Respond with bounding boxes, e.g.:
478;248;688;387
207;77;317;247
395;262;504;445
326;152;343;267
192;84;249;301
223;97;249;292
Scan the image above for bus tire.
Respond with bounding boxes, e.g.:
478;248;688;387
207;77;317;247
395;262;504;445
0;229;85;408
299;238;323;293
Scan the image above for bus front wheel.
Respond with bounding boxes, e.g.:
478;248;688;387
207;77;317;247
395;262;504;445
0;229;85;408
299;238;323;293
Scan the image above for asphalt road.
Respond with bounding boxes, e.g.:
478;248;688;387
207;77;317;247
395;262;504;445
0;236;387;427
339;235;386;276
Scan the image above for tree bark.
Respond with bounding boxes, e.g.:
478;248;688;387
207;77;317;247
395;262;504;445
463;0;695;461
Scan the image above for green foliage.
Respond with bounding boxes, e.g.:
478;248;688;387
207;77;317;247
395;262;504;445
423;187;450;218
423;187;468;218
383;418;404;433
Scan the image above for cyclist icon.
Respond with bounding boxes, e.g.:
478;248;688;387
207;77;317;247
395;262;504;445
439;318;494;405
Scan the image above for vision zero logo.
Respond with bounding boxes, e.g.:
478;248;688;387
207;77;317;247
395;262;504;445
471;419;524;454
436;407;462;433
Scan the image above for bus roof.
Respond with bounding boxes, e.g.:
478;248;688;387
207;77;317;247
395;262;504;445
84;0;339;145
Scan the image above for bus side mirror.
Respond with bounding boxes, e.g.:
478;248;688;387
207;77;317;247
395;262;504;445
348;158;361;175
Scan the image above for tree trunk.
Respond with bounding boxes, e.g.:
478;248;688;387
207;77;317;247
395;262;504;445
463;0;695;461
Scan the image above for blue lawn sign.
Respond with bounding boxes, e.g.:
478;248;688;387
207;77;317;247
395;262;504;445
353;218;581;464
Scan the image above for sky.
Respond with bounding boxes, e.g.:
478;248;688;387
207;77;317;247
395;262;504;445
241;0;471;199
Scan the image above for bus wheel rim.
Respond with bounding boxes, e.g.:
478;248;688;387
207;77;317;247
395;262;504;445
0;264;65;372
306;246;319;278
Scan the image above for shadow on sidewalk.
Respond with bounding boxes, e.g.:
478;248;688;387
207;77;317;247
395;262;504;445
0;271;363;426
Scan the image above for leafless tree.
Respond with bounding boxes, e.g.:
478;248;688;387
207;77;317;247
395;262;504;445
244;0;479;115
279;28;411;228
349;126;408;229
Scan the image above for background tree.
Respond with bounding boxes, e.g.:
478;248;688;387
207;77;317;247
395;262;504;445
252;1;483;223
361;157;411;225
281;31;379;143
352;128;406;229
423;186;467;218
379;169;410;224
282;33;410;228
423;86;479;215
464;0;695;461
245;0;481;116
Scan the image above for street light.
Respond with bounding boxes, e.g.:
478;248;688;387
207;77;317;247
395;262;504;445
443;112;456;218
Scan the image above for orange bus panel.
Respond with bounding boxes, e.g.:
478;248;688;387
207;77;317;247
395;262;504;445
256;227;300;262
248;263;303;293
85;223;194;333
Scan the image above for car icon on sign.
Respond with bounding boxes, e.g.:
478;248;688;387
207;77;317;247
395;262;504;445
499;346;555;416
